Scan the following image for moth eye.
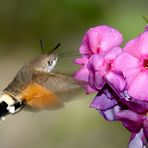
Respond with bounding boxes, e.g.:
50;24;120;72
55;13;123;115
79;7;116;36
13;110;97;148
48;60;53;66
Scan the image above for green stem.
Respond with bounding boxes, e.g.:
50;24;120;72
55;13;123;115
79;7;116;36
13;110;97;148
143;16;148;24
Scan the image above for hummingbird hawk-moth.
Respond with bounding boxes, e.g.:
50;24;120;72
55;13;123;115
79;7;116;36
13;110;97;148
0;44;80;119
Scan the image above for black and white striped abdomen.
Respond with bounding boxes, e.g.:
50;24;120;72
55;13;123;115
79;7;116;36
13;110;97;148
0;93;24;120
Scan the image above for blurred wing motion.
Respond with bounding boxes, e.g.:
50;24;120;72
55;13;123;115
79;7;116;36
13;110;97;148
23;73;82;111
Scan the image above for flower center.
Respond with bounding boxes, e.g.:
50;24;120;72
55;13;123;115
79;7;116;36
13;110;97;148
105;61;112;72
143;59;148;68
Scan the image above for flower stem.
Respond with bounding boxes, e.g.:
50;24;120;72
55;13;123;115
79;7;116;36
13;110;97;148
143;16;148;24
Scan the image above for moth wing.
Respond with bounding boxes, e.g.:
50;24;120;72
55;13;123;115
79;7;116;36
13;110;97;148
24;73;82;111
44;73;82;101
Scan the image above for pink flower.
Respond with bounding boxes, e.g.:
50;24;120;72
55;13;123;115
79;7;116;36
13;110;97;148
74;57;96;93
74;25;123;93
114;31;148;101
74;24;148;147
87;47;126;91
79;25;123;56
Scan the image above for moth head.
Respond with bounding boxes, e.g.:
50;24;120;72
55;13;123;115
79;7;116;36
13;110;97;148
31;43;60;74
32;53;58;74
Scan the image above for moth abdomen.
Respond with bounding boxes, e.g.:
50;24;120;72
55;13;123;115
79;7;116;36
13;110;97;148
0;93;25;120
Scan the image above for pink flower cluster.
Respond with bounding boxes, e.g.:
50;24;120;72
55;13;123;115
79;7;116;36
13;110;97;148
74;25;148;148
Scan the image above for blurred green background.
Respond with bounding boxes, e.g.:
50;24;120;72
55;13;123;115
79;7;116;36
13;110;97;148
0;0;147;148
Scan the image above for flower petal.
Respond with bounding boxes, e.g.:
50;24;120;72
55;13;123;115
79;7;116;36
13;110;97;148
74;65;89;82
73;61;97;93
115;110;144;133
129;130;147;148
90;93;117;111
114;52;140;74
143;118;148;139
82;25;123;54
89;71;105;90
73;63;90;91
124;37;141;58
128;71;148;101
105;47;122;60
114;52;141;88
124;32;148;58
124;67;141;89
105;71;126;91
86;85;97;94
137;32;148;57
74;57;88;65
87;54;104;72
79;44;92;56
125;99;148;114
100;105;120;121
87;54;105;90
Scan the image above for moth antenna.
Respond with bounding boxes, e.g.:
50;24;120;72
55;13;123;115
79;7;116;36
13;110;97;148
40;39;45;54
48;43;61;54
